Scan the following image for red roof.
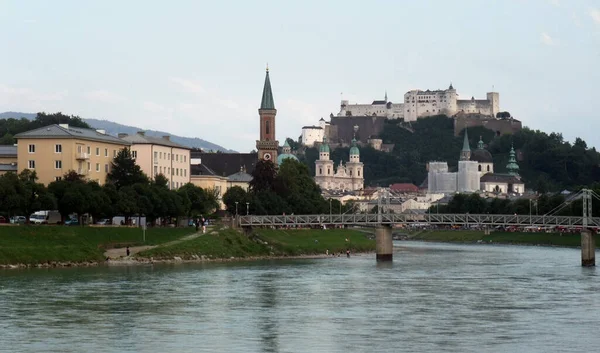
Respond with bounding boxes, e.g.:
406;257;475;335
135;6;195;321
389;183;419;193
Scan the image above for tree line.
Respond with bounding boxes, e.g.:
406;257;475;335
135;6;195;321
0;148;218;225
0;112;91;145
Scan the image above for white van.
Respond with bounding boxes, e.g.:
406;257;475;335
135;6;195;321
29;210;62;225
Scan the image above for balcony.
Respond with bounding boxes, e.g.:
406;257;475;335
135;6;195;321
76;152;90;160
77;168;89;176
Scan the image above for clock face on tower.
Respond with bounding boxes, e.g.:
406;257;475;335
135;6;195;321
263;152;272;161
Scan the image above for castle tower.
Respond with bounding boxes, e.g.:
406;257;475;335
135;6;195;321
486;92;500;117
315;137;334;190
506;144;520;176
346;138;364;191
460;128;471;161
445;82;458;116
256;67;279;163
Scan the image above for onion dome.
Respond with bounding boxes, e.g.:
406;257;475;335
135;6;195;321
349;138;360;156
320;137;330;153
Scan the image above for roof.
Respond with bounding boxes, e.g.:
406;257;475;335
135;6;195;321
480;173;523;184
462;128;470;152
470;149;493;163
371;100;387;105
14;124;130;145
260;69;275;110
0;164;17;172
227;171;253;182
120;133;189;149
277;153;299;165
390;183;419;192
190;152;257;177
0;145;17;157
302;126;323;130
190;163;218;176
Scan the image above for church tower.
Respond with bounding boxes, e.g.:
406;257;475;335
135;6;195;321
460;128;471;161
256;67;279;163
346;138;364;191
506;144;520;177
314;137;334;190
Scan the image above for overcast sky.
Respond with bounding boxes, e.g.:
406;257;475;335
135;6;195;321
0;0;599;152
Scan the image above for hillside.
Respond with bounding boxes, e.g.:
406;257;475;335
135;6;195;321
0;112;234;152
299;115;600;191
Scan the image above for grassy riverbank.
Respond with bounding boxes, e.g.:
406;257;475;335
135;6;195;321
137;228;375;260
0;226;194;265
410;230;595;247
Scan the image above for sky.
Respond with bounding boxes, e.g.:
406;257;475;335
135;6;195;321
0;0;599;152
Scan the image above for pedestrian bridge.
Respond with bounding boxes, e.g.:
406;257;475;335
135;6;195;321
239;213;600;229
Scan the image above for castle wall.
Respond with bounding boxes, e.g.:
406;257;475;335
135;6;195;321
454;116;522;137
329;116;387;144
301;127;324;146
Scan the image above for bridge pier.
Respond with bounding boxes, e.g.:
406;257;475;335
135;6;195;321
376;225;393;262
581;229;595;267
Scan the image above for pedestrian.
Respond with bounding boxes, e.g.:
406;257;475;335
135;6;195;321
326;249;329;255
201;216;206;234
126;246;130;257
195;218;199;232
346;250;350;258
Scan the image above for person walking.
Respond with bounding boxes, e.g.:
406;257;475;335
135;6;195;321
195;218;200;232
201;216;206;234
126;247;130;257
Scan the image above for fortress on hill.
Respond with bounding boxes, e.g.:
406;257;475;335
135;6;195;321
337;84;499;121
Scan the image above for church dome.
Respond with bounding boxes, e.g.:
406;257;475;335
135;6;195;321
320;137;330;153
277;152;298;165
470;149;493;163
349;138;360;156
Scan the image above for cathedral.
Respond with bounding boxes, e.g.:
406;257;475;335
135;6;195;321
314;137;364;191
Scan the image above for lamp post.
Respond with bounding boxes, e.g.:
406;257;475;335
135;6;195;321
235;201;238;216
329;199;332;218
246;202;249;215
529;199;532;224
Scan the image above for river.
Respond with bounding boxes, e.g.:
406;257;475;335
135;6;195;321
1;241;599;353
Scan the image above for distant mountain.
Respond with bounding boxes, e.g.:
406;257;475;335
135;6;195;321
0;112;234;152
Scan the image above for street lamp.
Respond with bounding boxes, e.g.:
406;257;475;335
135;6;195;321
246;202;249;215
329;199;332;218
529;199;532;224
235;201;238;216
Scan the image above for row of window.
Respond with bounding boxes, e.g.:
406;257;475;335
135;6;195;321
318;168;361;177
28;144;119;158
152;151;187;163
28;160;111;173
153;165;187;177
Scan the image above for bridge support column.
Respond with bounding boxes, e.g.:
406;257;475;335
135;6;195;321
376;225;393;262
581;229;595;267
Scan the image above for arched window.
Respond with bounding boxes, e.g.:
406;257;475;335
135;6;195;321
487;165;490;172
327;168;330;175
265;120;270;135
358;170;361;176
478;165;482;172
319;167;322;175
350;170;353;176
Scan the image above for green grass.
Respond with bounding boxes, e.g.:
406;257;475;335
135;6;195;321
0;225;195;265
138;227;375;259
411;230;596;248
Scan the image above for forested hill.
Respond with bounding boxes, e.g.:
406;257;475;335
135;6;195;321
300;115;600;192
0;112;233;152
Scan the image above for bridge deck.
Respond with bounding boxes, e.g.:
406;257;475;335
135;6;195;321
239;213;600;229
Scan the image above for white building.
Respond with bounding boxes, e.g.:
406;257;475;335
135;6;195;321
315;137;364;191
301;118;327;146
337;84;500;122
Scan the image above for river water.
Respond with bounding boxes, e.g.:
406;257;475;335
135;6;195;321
1;241;599;353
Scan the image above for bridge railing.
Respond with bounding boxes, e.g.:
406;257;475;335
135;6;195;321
239;213;600;229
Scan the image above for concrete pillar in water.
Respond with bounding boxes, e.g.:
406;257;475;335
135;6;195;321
581;229;595;267
376;225;393;262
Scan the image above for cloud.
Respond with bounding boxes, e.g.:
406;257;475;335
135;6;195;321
591;8;600;24
168;77;206;95
541;32;556;46
83;90;125;104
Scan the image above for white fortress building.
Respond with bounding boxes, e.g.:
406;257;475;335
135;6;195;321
337;84;500;122
301;118;327;147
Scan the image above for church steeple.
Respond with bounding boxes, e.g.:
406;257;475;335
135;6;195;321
260;66;275;110
384;90;388;102
460;128;471;161
506;144;520;176
477;136;484;150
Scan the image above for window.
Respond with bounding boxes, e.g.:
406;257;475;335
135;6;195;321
176;168;179;176
55;176;62;181
184;169;186;177
96;147;100;156
87;162;91;171
160;166;163;174
113;150;117;157
176;154;179;162
96;163;100;172
184;156;187;163
28;160;35;169
132;150;137;159
55;160;62;169
154;151;158;160
154;166;158;175
105;164;108;173
104;148;108;157
487;165;490;172
87;146;91;154
265;120;270;135
55;144;62;153
358;170;361;176
327;168;330;175
159;152;163;159
319;167;322;175
478;165;482;172
77;145;82;153
28;144;35;153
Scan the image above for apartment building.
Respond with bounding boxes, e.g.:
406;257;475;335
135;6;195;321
0;145;17;176
119;132;190;189
14;124;130;185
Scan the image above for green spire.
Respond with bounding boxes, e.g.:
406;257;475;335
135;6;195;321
460;128;471;161
477;136;484;150
283;139;290;147
506;144;520;176
260;68;275;110
349;138;360;156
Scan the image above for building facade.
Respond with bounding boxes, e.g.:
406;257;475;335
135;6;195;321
14;124;130;185
256;67;279;163
119;131;191;189
315;138;364;191
0;146;17;175
337;84;500;122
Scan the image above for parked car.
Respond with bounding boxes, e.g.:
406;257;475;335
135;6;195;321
96;219;111;225
30;210;61;225
64;218;80;226
10;216;27;224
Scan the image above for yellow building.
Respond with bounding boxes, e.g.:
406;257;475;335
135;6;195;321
14;124;130;185
119;132;191;189
190;164;252;208
0;146;18;176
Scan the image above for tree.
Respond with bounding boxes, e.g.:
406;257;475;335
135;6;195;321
107;148;149;189
178;183;218;217
250;160;277;193
16;170;55;220
222;186;249;215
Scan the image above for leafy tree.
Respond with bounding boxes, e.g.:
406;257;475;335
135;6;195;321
107;148;149;189
222;186;249;215
250;160;277;193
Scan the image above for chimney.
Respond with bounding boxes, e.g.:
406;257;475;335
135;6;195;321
96;129;106;135
163;135;170;141
118;133;128;139
137;131;145;136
